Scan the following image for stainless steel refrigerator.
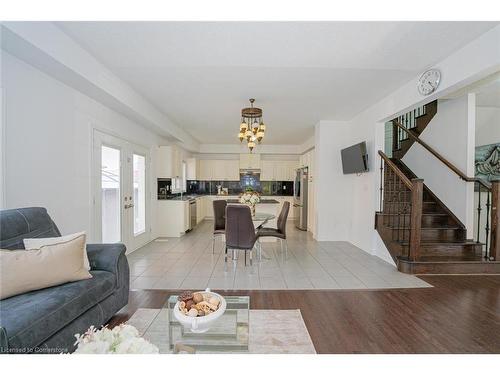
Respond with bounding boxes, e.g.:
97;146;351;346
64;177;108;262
293;167;308;231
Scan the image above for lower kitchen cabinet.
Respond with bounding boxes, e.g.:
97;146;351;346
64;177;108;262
157;200;190;237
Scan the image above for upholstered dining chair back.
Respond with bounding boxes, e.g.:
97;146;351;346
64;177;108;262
277;201;290;237
213;200;227;232
225;205;256;250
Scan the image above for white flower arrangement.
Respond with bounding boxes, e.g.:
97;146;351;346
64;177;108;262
239;191;260;205
74;324;159;354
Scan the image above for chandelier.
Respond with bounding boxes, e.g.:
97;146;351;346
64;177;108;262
238;98;266;152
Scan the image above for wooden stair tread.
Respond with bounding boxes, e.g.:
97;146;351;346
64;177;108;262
380;212;448;216
398;240;481;245
413;256;488;262
386;225;462;230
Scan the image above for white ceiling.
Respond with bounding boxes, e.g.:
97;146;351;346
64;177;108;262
56;21;498;145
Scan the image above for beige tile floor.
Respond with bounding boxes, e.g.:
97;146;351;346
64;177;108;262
127;220;432;290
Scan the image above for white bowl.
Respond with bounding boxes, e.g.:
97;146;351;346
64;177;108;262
173;289;227;333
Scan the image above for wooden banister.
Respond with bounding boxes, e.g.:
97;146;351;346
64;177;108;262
378;150;413;190
393;122;491;191
490;181;500;261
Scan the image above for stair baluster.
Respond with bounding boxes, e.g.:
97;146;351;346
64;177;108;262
476;183;482;244
379;157;383;212
490;181;499;261
485;190;491;260
377;151;422;261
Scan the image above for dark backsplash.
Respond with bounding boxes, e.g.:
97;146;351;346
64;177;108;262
186;180;293;196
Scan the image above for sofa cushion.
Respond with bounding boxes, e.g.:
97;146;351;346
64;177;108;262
0;270;116;352
0;208;61;250
1;233;92;300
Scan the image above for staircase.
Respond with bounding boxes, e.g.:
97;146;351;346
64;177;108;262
375;103;500;275
392;101;437;159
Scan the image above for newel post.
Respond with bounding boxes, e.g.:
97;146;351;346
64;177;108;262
490;181;500;261
409;179;424;261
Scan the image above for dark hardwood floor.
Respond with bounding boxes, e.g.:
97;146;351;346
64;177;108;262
108;275;500;354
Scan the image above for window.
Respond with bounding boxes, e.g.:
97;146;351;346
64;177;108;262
133;154;146;235
101;145;121;243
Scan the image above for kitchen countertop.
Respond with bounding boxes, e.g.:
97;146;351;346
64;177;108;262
159;194;292;201
226;199;280;204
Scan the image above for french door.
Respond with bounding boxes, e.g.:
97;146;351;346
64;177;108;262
93;130;150;252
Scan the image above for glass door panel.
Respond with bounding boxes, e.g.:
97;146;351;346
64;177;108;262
101;145;121;243
133;154;146;235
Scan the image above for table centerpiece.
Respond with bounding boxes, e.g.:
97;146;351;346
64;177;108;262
239;188;260;216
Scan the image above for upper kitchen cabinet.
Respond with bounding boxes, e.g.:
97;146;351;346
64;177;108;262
186;157;199;180
157;145;183;178
239;153;261;169
225;160;240;180
261;160;297;181
260;160;275;180
198;159;214;180
200;159;239;181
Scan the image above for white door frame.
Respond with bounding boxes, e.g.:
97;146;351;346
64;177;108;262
92;128;152;253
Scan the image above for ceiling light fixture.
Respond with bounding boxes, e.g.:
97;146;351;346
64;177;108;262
238;98;266;152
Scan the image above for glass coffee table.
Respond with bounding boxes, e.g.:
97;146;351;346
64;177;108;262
165;295;250;353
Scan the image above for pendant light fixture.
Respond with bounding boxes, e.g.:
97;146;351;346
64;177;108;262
238;98;266;152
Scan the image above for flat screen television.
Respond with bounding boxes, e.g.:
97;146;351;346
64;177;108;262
341;141;369;174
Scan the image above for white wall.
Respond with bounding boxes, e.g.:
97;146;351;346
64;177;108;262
402;95;476;235
315;121;353;241
2;52;169;242
476;106;500;146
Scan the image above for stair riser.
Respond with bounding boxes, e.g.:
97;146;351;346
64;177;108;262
398;261;500;275
419;244;483;257
382;214;454;227
383;202;443;213
386;228;466;242
382;190;433;201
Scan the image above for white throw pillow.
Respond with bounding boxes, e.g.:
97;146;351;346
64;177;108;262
24;231;90;270
1;233;92;300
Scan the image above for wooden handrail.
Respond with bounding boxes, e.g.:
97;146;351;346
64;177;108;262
393;122;491;191
378;150;413;190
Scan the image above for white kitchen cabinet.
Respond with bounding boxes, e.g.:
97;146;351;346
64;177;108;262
261;160;275;180
239;153;261;169
261;160;297;181
157;200;190;237
198;159;213;180
225;160;240;180
186;157;199;180
157;145;183;178
198;159;239;181
275;163;290;181
212;160;226;180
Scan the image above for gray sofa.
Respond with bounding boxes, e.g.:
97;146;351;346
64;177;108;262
0;207;129;354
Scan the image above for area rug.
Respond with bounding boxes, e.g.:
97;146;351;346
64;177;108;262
127;308;316;354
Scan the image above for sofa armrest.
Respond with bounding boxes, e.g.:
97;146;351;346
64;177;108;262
86;243;126;274
86;243;129;290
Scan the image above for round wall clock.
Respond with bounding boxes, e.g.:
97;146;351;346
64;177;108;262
417;69;441;96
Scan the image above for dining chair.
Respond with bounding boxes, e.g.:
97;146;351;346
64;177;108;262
212;200;227;254
224;204;257;266
256;201;290;259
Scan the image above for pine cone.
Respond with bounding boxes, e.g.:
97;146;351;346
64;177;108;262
178;291;194;302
